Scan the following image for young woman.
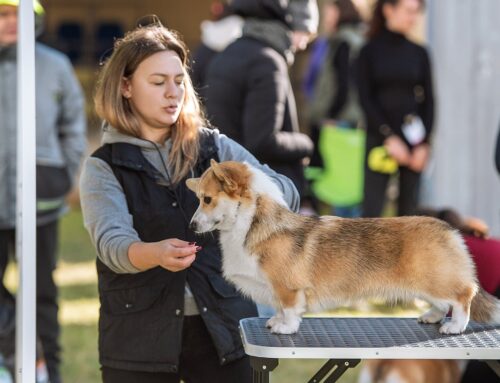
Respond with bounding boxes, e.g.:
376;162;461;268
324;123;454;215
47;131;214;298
358;0;434;217
79;23;299;383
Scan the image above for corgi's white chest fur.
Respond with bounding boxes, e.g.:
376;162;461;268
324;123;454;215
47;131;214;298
219;207;275;307
218;163;286;307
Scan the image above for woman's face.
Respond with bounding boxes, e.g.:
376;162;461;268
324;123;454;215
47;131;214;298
321;3;340;35
0;5;18;46
122;50;185;142
383;0;422;35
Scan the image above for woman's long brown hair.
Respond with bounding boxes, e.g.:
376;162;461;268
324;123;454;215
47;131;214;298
94;24;205;184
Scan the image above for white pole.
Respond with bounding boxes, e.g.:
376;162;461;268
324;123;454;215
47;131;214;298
15;0;37;382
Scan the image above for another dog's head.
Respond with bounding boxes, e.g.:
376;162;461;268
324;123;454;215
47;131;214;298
186;159;253;233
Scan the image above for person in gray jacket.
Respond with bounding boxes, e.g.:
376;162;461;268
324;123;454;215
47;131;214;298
0;2;86;382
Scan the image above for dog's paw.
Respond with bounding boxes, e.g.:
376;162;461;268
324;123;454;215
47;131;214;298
266;315;283;329
418;310;445;324
269;320;300;334
439;321;467;334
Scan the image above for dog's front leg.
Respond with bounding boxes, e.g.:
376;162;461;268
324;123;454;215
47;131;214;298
265;310;284;329
267;287;306;334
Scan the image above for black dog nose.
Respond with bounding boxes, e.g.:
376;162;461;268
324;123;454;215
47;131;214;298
189;221;197;232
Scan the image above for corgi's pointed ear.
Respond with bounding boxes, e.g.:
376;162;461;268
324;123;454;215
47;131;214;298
186;178;200;192
210;160;237;191
211;159;228;182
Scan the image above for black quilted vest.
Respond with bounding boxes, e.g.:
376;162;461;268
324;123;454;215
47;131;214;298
90;130;257;372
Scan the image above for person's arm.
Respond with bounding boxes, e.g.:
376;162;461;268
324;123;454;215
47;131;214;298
327;42;350;119
419;48;435;143
215;131;301;212
56;55;87;184
80;156;198;273
241;55;313;163
357;44;393;139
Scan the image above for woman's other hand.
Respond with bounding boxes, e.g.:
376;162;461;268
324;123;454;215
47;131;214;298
384;135;411;166
408;143;430;172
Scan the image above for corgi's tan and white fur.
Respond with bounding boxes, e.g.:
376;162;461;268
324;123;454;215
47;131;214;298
186;160;500;334
358;359;465;383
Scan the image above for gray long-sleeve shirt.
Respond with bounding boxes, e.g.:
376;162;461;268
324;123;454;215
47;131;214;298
80;126;299;273
0;43;87;228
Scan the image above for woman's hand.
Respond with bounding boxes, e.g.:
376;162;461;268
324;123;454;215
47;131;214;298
128;238;200;272
408;144;430;172
156;238;200;272
384;135;411;166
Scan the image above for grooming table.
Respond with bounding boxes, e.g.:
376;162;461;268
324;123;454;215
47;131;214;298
240;317;500;383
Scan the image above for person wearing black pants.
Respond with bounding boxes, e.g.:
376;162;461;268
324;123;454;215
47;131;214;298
357;0;434;217
362;136;421;217
0;2;86;381
0;221;60;379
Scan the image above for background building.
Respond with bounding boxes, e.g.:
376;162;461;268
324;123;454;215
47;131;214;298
424;0;500;235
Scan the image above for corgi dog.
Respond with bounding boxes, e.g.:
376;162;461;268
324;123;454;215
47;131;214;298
358;359;465;383
186;160;500;334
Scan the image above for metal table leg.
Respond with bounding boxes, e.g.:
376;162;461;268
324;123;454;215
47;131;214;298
250;356;279;383
485;360;500;378
308;359;360;383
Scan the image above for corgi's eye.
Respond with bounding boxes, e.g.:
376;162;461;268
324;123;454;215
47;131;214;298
203;196;212;205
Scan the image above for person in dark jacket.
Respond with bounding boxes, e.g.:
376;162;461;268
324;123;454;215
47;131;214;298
190;3;243;98
0;2;86;382
358;0;434;217
304;0;365;217
79;23;299;383
305;0;365;133
204;0;318;201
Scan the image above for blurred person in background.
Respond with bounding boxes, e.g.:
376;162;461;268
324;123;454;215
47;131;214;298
0;1;87;382
80;23;299;382
305;0;365;165
190;1;243;98
358;0;434;217
204;0;318;213
304;0;365;218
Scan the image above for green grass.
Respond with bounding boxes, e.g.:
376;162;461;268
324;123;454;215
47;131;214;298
6;208;420;382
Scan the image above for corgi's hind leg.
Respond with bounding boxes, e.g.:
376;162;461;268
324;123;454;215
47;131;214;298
418;306;447;324
439;286;475;334
418;299;449;324
268;288;306;334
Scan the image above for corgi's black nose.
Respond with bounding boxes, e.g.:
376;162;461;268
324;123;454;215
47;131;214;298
189;221;198;232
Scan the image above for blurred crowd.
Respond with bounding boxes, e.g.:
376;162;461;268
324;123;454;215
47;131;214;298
1;0;500;382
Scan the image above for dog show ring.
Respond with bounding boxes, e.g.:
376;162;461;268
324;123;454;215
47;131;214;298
240;317;500;383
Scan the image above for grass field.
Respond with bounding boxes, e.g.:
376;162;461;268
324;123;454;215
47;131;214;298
6;208;423;382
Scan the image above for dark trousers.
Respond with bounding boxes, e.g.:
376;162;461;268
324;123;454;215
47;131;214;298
362;137;421;217
0;221;61;383
101;315;252;383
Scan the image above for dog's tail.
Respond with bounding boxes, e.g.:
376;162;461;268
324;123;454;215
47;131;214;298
470;287;500;323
